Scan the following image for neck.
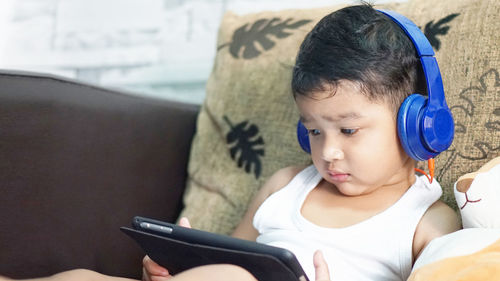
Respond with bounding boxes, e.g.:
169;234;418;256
382;156;416;191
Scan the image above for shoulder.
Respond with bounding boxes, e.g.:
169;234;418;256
418;201;461;234
248;165;307;212
261;165;308;196
412;200;462;259
230;165;307;240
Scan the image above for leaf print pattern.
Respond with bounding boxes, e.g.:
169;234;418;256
423;13;460;50
450;68;500;160
434;69;500;186
218;17;311;59
224;116;265;178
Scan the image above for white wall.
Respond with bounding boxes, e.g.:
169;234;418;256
0;0;404;104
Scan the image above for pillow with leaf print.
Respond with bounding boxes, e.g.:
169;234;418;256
178;6;334;234
179;0;499;234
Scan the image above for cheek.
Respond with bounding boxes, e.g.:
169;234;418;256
384;129;408;162
350;130;404;170
310;147;325;167
308;137;326;157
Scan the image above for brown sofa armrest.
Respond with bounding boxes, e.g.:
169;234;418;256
0;70;199;279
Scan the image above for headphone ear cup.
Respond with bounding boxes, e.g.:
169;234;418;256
297;121;311;154
398;94;439;161
421;102;455;154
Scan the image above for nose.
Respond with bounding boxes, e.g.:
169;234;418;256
320;138;344;162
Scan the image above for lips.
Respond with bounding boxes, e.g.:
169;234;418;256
327;170;350;182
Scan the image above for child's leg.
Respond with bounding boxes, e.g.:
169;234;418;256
0;269;137;281
0;265;257;281
171;264;257;281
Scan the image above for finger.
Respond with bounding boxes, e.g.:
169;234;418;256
142;267;151;281
143;266;172;281
313;250;331;281
179;217;192;228
143;255;169;276
143;268;172;281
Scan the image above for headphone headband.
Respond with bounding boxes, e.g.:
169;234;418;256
377;10;434;57
377;10;448;108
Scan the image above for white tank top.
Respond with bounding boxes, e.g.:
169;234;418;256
253;165;442;281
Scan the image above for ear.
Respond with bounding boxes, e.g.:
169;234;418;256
456;156;500;192
455;172;476;193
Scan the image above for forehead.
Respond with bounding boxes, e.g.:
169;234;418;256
298;107;363;123
295;81;394;122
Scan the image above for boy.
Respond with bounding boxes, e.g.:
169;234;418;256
3;4;460;281
145;4;460;281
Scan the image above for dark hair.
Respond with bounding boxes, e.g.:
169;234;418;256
291;4;425;114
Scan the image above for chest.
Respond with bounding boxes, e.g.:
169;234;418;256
300;181;406;228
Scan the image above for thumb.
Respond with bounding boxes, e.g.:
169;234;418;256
179;217;192;228
314;250;331;281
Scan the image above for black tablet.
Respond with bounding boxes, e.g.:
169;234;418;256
121;216;309;281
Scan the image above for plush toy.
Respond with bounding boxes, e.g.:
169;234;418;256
408;156;500;280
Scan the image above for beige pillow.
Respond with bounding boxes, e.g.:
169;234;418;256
180;0;499;234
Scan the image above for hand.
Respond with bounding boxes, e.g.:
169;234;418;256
313;250;331;281
142;255;171;281
142;217;192;281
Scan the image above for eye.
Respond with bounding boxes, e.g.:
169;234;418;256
308;129;321;136
341;128;358;135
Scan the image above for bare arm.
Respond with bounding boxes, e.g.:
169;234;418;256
412;200;461;261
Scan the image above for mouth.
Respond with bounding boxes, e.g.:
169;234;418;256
327;170;350;182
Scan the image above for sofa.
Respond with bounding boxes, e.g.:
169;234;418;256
1;0;498;279
0;70;199;279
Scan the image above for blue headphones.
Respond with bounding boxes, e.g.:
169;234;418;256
297;9;454;161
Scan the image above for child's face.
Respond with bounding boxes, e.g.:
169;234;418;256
296;80;413;196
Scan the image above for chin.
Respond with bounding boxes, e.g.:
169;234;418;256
338;188;365;197
330;182;365;197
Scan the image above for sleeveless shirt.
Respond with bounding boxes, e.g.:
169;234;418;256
253;165;442;281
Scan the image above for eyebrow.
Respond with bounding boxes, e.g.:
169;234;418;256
299;112;363;123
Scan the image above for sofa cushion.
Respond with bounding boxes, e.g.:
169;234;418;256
180;0;499;234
